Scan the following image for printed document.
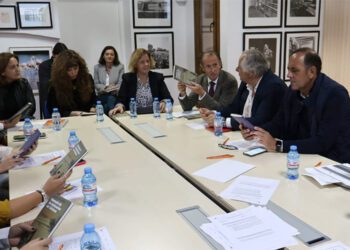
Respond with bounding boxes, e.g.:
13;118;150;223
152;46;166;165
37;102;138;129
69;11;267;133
220;175;279;205
185;121;206;130
225;139;264;151
14;150;66;169
312;241;350;250
193;159;255;183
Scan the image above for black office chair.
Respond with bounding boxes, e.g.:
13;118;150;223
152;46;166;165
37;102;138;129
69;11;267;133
37;81;50;119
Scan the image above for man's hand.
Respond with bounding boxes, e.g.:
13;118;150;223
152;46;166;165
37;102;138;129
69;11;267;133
187;82;206;97
239;124;255;141
20;238;52;250
199;108;215;127
251;127;277;151
8;221;35;247
177;82;187;97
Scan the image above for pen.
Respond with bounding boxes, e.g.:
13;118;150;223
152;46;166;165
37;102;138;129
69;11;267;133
42;156;61;166
223;138;229;145
314;161;322;167
206;154;234;159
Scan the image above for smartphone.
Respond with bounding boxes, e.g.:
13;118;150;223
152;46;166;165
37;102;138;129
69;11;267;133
231;114;255;130
243;147;267;157
13;133;47;142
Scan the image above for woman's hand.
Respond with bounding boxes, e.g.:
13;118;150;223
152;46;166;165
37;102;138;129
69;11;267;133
160;101;166;113
108;105;124;116
0;154;24;173
20;238;52;250
42;171;72;197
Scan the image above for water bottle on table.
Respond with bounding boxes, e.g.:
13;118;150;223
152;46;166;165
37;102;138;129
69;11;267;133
153;97;160;118
68;130;80;150
81;167;98;207
287;145;300;180
214;111;223;136
96;100;104;122
23;118;33;141
80;223;101;250
52;108;61;131
165;99;173;120
129;98;137;118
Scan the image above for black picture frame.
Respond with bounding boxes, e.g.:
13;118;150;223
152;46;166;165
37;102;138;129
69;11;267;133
284;31;320;80
243;32;282;77
285;0;321;27
0;5;18;30
132;0;172;28
134;32;174;77
243;0;283;28
17;2;52;29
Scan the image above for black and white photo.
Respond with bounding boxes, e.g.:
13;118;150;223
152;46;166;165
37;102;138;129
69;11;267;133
17;2;52;29
0;5;17;30
285;0;321;27
132;0;172;28
135;32;174;77
244;32;282;76
243;0;282;28
284;31;319;80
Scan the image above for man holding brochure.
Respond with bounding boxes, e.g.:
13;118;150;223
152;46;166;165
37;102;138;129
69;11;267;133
242;48;350;163
177;51;238;111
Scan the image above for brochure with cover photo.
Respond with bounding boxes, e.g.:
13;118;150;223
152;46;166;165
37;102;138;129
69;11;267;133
173;65;197;85
6;102;33;123
19;195;73;247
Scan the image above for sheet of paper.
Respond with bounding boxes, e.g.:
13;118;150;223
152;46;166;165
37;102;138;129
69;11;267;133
312;241;350;250
14;150;66;169
49;227;116;250
220;175;279;205
10;120;46;131
303;167;340;186
186;121;206;130
226;139;264;151
173;110;200;118
193;159;255;183
315;164;350;186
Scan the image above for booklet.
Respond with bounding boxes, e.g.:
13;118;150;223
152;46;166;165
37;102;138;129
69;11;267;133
17;129;41;158
50;140;87;177
43;119;68;129
6;102;33;123
173;65;197;85
19;195;73;247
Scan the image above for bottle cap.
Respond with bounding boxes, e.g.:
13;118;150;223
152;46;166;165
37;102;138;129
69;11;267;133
130;98;135;101
53;108;58;112
216;111;221;116
84;167;92;174
69;131;76;136
290;145;297;151
154;97;159;101
84;223;95;233
96;100;101;105
24;118;30;122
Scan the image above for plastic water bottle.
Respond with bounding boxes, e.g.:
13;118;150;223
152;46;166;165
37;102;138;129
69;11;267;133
68;131;80;150
52;108;61;131
214;112;223;136
165;99;173;120
96;101;104;122
23;118;33;141
129;98;137;118
80;223;101;250
81;167;98;207
153;97;160;118
287;145;300;180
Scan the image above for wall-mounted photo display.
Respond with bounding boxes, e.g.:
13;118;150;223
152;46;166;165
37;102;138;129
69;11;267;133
9;46;52;93
243;32;282;77
134;32;174;77
132;0;172;28
284;31;319;80
0;5;17;30
243;0;283;28
285;0;321;27
17;2;52;29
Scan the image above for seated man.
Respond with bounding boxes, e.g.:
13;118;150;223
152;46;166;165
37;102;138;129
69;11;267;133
243;48;350;163
178;51;238;111
201;49;287;130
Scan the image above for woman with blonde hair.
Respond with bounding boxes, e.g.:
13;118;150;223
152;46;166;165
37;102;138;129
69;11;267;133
47;50;96;117
108;48;173;116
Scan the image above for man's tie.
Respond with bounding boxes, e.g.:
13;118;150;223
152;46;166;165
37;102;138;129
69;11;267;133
209;81;215;97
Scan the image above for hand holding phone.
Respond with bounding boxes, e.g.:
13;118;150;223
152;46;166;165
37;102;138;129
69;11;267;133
231;114;255;130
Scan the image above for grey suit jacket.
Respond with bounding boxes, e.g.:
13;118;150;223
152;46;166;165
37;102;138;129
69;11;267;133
179;70;238;111
93;63;125;95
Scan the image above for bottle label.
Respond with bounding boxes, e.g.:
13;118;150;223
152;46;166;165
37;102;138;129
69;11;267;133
287;162;299;169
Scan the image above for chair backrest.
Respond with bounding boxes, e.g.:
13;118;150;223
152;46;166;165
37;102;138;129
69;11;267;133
37;81;50;119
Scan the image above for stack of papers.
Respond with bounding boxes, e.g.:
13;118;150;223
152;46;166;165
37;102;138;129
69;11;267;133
173;110;200;119
192;159;255;183
50;227;116;250
14;150;66;169
225;139;264;151
220;175;280;205
304;164;350;187
200;206;299;250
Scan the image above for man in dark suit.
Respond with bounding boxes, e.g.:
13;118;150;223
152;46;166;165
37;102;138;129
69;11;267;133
38;42;67;118
243;48;350;163
177;51;238;111
201;49;287;130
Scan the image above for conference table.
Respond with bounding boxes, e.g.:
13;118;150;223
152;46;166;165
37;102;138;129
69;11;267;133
112;110;350;249
8;116;225;250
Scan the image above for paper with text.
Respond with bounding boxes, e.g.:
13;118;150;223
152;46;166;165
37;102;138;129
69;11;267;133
14;150;66;169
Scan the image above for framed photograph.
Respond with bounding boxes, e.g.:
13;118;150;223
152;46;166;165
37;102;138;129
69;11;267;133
284;31;319;80
243;32;282;77
0;6;17;30
135;32;174;77
243;0;283;28
285;0;321;27
132;0;172;28
17;2;52;29
9;47;52;93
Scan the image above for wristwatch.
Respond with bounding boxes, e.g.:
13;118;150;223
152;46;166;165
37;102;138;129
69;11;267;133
275;139;283;152
36;189;48;203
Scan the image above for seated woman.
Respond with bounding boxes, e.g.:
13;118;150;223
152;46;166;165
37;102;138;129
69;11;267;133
94;46;124;113
0;53;35;120
47;50;96;117
108;48;173;116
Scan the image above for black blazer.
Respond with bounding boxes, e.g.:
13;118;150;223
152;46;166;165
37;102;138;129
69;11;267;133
117;71;173;111
221;70;287;130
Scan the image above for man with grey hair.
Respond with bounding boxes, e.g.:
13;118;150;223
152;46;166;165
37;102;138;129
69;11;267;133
201;49;286;130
